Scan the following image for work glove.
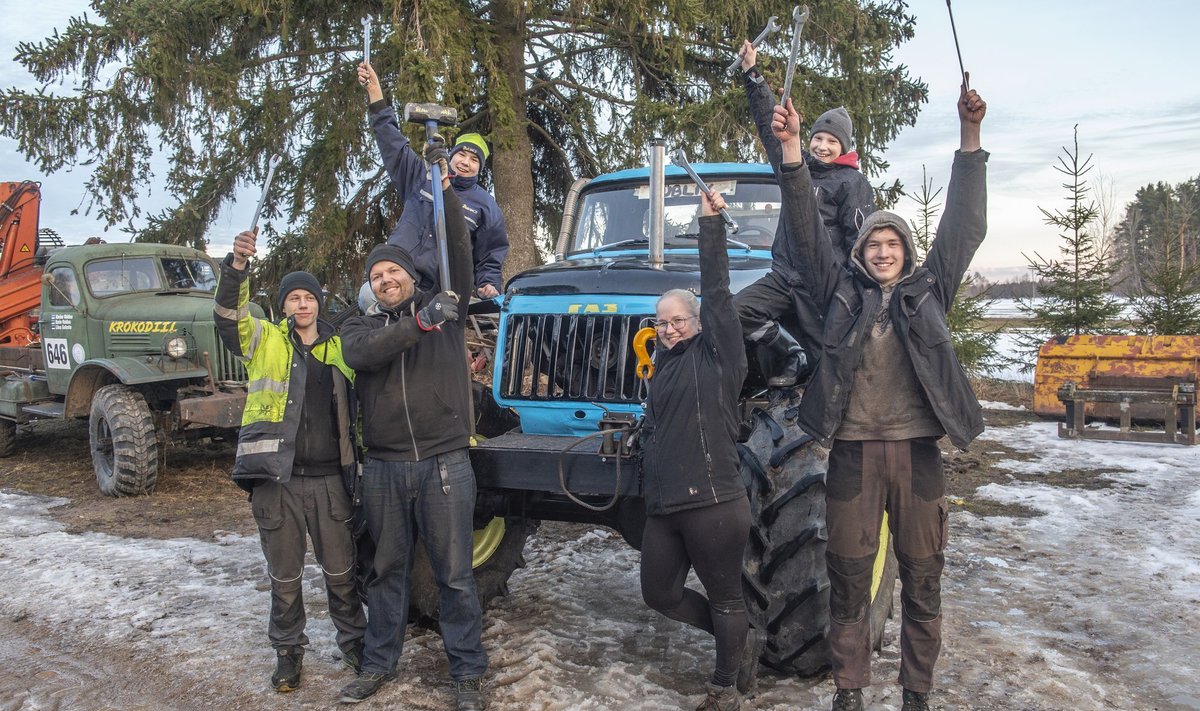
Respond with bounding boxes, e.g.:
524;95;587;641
425;139;450;173
416;291;459;331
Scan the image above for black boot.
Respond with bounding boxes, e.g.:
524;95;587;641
831;688;864;711
271;645;303;692
902;689;930;711
756;328;806;387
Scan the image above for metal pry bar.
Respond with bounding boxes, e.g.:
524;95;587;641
726;15;782;73
248;155;282;232
945;0;968;89
779;5;810;105
670;148;739;234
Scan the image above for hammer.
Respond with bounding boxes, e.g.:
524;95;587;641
403;102;460;292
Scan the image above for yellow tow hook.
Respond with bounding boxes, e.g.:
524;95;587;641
634;327;657;380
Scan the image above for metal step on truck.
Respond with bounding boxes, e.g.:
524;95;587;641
0;181;254;496
457;143;898;676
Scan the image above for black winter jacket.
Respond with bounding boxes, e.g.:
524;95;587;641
743;69;876;266
340;187;475;461
369;100;509;293
783;149;990;449
640;215;748;516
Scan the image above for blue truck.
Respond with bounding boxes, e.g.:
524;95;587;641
444;145;898;676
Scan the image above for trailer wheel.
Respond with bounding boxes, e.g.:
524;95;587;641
0;419;15;457
409;516;535;624
739;392;897;676
90;384;159;496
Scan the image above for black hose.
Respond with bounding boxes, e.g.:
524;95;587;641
557;425;638;513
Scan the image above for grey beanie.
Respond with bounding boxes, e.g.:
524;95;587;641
364;243;417;281
810;106;854;154
277;271;323;313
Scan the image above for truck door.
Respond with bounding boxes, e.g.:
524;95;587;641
40;265;86;396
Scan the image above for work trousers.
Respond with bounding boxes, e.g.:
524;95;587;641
825;438;948;693
252;473;367;653
640;496;752;687
734;267;824;357
359;449;488;681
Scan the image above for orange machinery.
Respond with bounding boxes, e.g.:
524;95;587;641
0;181;44;346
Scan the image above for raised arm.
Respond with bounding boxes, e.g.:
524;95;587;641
213;229;276;362
359;62;427;200
925;77;989;310
740;40;784;171
773;99;841;311
697;195;744;386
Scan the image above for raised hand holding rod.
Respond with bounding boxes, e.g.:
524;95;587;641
779;5;810;105
670;148;738;234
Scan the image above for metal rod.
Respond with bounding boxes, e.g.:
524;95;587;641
362;16;372;65
779;5;810;106
648;139;666;268
946;0;968;89
248;155;281;232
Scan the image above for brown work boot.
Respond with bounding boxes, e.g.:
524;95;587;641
902;688;930;711
831;687;864;711
695;681;741;711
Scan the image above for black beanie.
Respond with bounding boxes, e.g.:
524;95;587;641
809;106;854;154
277;271;323;313
364;243;417;282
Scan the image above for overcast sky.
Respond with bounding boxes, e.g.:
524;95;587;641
2;0;1198;281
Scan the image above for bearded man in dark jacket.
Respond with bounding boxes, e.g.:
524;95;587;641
770;78;988;711
336;148;487;711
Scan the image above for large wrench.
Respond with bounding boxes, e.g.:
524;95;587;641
362;16;372;65
670;149;738;234
779;5;810;105
248;155;282;232
726;15;782;72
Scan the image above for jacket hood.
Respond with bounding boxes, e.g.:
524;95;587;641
850;210;918;285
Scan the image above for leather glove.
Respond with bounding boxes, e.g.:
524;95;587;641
425;143;450;170
416;292;459;331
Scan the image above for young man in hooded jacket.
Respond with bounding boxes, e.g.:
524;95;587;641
214;228;366;693
768;77;988;711
336;146;488;711
358;61;508;298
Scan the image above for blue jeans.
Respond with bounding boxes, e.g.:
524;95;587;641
359;449;487;680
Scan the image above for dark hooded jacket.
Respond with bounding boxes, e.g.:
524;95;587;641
640;215;748;516
368;100;509;293
781;148;990;449
743;69;876;266
339;186;475;462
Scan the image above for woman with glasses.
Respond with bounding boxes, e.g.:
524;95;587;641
639;191;753;711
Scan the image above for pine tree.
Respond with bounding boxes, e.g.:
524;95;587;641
1117;177;1200;335
1015;126;1122;369
906;166;1000;376
1;1;927;293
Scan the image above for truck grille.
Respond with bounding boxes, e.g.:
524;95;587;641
500;313;649;404
213;341;247;383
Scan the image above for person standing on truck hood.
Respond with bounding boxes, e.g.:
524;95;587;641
213;228;366;693
638;191;759;711
336;144;488;711
358;61;508;299
771;77;989;711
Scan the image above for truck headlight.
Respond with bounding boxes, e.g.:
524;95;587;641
165;337;188;359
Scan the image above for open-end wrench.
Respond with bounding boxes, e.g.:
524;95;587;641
670;148;739;234
779;5;810;105
249;155;282;232
362;16;372;65
726;15;782;73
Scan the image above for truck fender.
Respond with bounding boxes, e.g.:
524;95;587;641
64;358;209;418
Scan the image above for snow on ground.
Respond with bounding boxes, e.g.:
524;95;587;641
2;420;1200;710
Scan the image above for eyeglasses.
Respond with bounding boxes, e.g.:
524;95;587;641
653;315;697;331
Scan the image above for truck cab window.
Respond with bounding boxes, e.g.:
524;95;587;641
47;267;80;307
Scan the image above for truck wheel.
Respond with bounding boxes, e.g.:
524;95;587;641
409;516;535;624
89;384;159;496
0;419;16;457
739;393;897;676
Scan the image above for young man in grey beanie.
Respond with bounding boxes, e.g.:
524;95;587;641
768;77;988;711
730;41;879;389
336;148;488;711
213;228;366;693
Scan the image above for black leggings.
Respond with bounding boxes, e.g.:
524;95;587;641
640;496;752;687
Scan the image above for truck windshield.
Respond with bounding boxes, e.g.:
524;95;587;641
84;256;217;296
569;179;781;254
161;258;218;291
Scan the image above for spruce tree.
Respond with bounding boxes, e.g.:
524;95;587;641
1117;177;1200;335
1016;126;1121;369
1;1;927;292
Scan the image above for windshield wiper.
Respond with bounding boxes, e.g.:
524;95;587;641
667;233;752;251
590;238;648;253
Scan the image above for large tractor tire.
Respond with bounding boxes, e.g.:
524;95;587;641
0;419;16;458
405;516;535;624
89;384;159;496
739;392;897;676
